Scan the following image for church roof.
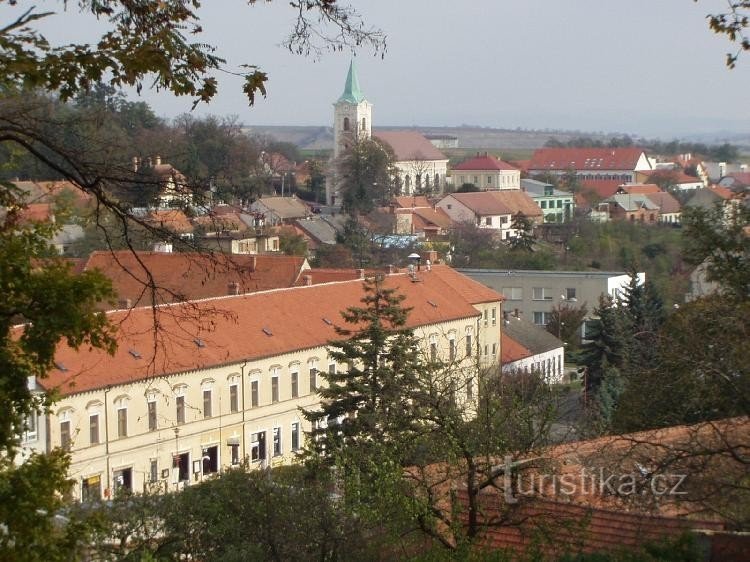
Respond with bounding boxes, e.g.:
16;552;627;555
337;60;366;104
373;131;447;162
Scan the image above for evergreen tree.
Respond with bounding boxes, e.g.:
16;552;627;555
579;294;627;397
303;275;422;460
508;212;535;252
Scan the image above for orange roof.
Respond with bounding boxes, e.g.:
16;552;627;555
373;131;447;162
446;191;543;219
529;147;647;171
146;209;193;234
618;183;661;195
453;154;518;172
41;266;499;395
393;195;432;208
579;179;622;199
645;192;681;214
708;185;734;199
82;251;307;306
411;207;454;230
18;203;53;223
501;333;532;363
192;213;247;232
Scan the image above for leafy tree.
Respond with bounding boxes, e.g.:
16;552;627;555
545;301;588;351
279;230;308;256
700;0;750;67
304;159;327;204
339;137;397;213
456;182;480;192
681;205;750;302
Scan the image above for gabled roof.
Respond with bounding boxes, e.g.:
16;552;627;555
529;147;648;171
720;171;750;187
410;207;454;230
580;179;623;199
146;209;193;234
81;251;308;307
501;333;532;363
393;195;432;208
607;193;660;212
501;315;562;355
645;192;681;214
193;213;247;233
337;59;366;104
294;217;338;245
373;131;447;162
40;266;500;395
453;155;518;172
618;183;661;195
252;196;309;220
444;191;543;218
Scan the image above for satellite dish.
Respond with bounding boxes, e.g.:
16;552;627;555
407;253;421;260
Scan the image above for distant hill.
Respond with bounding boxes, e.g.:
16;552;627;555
241;125;750;156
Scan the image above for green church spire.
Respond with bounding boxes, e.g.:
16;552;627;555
337;59;365;104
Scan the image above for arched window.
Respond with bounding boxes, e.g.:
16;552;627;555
434;173;440;187
404;175;412;193
343;117;350;131
361;117;366;131
424;174;430;188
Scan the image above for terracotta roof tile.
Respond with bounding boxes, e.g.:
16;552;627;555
529;147;648;171
645;192;681;214
445;191;543;219
501;333;532;363
393;195;432;208
82;251;307;306
579;179;623;199
146;209;193;234
618;183;661;195
373;131;447;162
40;266;498;396
453;155;518;171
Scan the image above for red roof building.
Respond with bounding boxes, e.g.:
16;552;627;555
529;147;652;183
452;153;521;190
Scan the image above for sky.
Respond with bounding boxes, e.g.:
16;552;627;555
10;0;750;138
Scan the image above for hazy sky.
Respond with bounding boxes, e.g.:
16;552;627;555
13;0;750;137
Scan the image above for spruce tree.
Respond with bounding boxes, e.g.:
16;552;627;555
303;275;422;461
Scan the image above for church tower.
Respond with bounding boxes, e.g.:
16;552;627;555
327;60;372;206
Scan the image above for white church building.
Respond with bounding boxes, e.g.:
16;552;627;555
325;61;448;206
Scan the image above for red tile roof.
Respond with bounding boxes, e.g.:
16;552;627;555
722;171;750;186
453;155;518;172
618;183;661;195
411;207;454;230
645;192;681;214
373;131;447;162
709;185;734;199
18;203;53;223
529;147;648;171
40;266;500;395
82;251;307;306
445;191;543;219
146;209;193;234
579;179;622;199
393;195;432;208
501;332;531;363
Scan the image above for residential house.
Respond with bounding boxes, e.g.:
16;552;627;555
293;216;339;254
249;196;310;226
635;169;704;190
34;266;503;499
133;156;191;208
528;147;652;183
389;196;454;239
645;191;682;224
501;310;565;383
718;171;750;191
521;179;575;223
452;153;521;191
602;193;660;223
145;209;194;239
437;191;543;240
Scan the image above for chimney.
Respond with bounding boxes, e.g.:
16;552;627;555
250;255;257;272
303;274;312;286
154;155;162;166
227;281;240;296
118;298;132;309
356;268;364;279
484;151;489;157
